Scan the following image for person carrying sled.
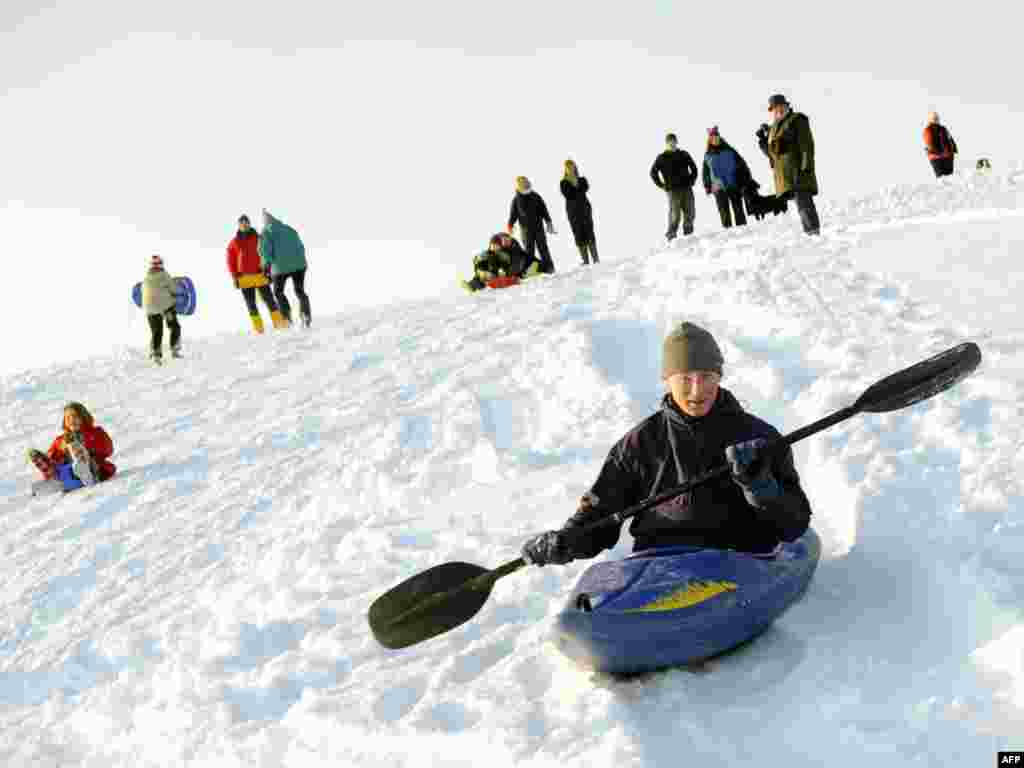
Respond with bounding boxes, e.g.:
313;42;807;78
520;321;812;566
260;210;312;328
141;254;182;364
560;160;599;265
702;126;753;229
762;94;821;236
650;132;699;241
507;176;557;274
924;111;958;178
227;214;288;334
27;401;116;493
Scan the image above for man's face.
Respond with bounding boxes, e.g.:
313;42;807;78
770;103;787;122
239;219;250;233
667;371;721;417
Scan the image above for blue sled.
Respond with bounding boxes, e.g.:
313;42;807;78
54;462;85;491
554;528;821;675
132;276;197;316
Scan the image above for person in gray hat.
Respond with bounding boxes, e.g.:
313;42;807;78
521;322;812;565
761;94;821;235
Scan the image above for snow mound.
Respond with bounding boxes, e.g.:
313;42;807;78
1;169;1022;766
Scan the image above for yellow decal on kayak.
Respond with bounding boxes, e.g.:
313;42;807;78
624;580;738;613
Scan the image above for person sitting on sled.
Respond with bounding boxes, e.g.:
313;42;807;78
27;402;117;492
462;233;541;292
521;322;812;565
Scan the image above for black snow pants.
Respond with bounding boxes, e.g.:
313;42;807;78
242;284;278;315
521;225;555;274
714;189;747;228
273;268;311;324
147;309;181;356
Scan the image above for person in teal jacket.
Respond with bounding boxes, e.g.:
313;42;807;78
259;209;312;328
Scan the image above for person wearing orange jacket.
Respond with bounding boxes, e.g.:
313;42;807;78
226;214;288;333
26;402;116;492
924;112;958;178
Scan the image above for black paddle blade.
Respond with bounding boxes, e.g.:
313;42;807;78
856;342;982;413
369;562;493;649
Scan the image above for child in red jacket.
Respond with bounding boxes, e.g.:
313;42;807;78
27;402;117;490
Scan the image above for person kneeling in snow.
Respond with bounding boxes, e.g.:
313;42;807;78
27;402;116;493
521;322;812;566
461;233;541;292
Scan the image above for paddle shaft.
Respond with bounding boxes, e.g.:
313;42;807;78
479;404;862;584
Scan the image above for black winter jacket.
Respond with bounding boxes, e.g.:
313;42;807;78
508;191;552;230
650;149;699;190
563;388;812;556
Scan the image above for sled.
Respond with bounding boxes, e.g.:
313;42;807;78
132;276;197;316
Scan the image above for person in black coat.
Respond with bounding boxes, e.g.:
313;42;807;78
508;176;556;274
560;159;599;265
519;322;812;566
650;133;699;241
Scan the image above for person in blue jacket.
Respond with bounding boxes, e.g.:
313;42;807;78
702;126;753;229
259;209;312;328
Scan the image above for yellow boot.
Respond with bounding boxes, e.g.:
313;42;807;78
250;314;265;334
270;310;290;329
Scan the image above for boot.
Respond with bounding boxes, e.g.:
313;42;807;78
66;432;98;486
271;310;290;329
588;242;599;264
578;245;590;265
250;314;265;334
171;344;183;359
300;311;311;329
27;448;55;480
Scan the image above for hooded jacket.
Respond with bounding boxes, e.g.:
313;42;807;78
259;213;307;277
767;110;819;196
702;141;753;193
563;388;811;556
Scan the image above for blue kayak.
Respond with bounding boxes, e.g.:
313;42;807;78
554;528;821;674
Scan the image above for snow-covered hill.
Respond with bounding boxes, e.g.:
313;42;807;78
1;169;1022;767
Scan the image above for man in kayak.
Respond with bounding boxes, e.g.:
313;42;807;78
521;322;812;565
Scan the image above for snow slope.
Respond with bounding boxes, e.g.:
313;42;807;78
1;169;1022;767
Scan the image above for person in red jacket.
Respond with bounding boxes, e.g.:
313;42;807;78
924;111;958;178
226;214;288;334
26;402;116;488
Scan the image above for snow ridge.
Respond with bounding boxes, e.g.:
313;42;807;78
1;170;1022;766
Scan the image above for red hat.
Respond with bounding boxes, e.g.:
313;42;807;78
708;125;720;137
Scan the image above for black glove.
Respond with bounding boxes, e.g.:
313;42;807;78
521;530;574;566
725;438;781;509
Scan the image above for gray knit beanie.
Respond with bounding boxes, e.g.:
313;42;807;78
662;322;724;378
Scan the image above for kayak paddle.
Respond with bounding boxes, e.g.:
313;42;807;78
368;341;981;650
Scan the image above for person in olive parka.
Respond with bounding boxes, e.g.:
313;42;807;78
560;159;599;265
650;132;699;241
521;322;812;565
760;94;821;236
507;176;556;274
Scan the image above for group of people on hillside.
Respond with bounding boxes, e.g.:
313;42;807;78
465;96;967;292
138;210;312;364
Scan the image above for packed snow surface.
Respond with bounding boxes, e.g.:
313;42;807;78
2;170;1023;766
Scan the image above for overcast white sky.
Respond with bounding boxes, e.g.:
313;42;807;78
2;0;1022;374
